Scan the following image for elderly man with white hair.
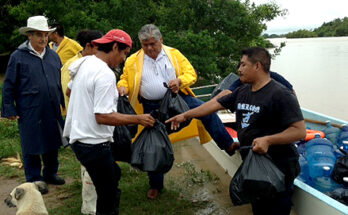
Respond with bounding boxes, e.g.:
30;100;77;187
1;15;66;190
117;24;236;200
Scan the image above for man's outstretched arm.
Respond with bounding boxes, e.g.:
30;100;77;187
166;99;224;130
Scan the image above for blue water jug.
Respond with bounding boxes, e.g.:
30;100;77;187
313;166;340;193
334;148;345;159
343;177;348;187
295;140;306;156
306;134;336;179
338;125;348;146
340;141;348;154
298;154;310;183
323;121;340;146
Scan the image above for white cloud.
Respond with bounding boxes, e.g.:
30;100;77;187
251;0;348;34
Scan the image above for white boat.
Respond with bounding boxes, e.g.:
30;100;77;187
190;85;348;215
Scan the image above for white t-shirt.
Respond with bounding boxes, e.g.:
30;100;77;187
63;55;118;144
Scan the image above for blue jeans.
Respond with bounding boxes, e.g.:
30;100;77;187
72;141;121;215
23;149;59;182
180;93;233;150
141;93;233;190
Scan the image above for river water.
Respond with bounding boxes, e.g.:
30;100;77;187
268;37;348;121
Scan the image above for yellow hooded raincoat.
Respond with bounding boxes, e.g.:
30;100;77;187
117;45;212;144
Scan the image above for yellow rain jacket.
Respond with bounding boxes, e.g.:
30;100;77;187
60;52;83;116
49;36;83;65
117;45;212;144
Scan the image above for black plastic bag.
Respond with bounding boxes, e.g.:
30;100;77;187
131;120;174;174
332;149;348;184
112;126;132;162
117;96;138;137
159;83;191;134
229;148;286;205
327;188;348;205
229;164;250;205
112;96;138;162
211;72;239;98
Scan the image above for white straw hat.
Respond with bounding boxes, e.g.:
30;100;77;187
18;15;56;35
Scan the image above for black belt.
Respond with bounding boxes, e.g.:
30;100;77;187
138;96;162;104
75;141;110;148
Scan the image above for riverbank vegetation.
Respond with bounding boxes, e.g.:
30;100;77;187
0;0;285;85
264;17;348;39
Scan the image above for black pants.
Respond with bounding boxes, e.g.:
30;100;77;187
72;141;121;215
251;184;294;215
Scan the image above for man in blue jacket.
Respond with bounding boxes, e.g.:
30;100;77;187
1;15;66;189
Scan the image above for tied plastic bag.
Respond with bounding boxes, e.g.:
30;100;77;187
327;188;348;205
211;72;239;98
229;164;250;205
332;149;348;184
117;96;138;137
159;83;191;134
112;96;138;162
229;148;286;205
131;119;174;174
81;166;97;215
112;126;132;162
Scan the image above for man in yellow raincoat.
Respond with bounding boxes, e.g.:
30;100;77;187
49;23;83;65
117;24;237;200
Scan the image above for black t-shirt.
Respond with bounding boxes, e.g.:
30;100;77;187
218;80;303;162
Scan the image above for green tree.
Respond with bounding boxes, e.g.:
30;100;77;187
285;29;318;38
285;17;348;38
1;0;284;85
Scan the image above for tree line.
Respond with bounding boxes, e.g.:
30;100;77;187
264;17;348;39
0;0;284;85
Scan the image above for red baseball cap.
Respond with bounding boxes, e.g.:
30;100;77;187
92;29;132;48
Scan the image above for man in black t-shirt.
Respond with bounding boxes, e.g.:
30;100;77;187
166;47;306;215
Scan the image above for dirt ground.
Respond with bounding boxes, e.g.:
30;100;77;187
0;177;19;215
167;138;253;215
0;177;75;215
0;138;252;215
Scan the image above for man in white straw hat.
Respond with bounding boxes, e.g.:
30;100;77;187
1;15;66;191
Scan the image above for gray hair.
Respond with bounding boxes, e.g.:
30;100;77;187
138;24;162;41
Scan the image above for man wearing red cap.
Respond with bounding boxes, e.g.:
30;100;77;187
63;29;155;215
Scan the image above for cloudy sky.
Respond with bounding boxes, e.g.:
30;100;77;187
251;0;348;34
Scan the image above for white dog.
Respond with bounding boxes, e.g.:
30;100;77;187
4;182;48;215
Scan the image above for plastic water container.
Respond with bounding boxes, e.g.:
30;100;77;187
343;177;348;187
323;121;340;146
298;155;310;183
306;134;336;179
313;166;340;193
295;140;306;156
340;141;348;154
338;125;348;146
334;148;345;158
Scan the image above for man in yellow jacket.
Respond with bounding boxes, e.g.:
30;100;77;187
60;30;102;116
49;23;83;65
117;24;236;200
